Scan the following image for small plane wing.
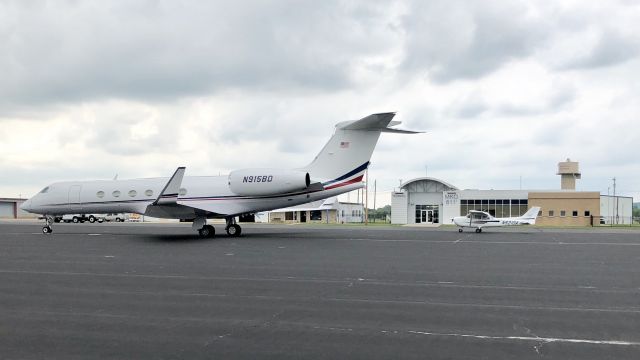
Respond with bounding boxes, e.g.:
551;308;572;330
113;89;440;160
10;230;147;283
153;167;186;205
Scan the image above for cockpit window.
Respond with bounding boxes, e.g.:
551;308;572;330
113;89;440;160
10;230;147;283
39;187;50;194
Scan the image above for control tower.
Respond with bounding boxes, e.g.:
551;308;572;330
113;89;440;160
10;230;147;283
557;158;581;190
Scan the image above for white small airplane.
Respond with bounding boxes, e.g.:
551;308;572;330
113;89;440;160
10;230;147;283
21;113;420;237
452;207;541;233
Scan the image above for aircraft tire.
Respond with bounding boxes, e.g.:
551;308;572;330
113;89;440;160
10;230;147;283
42;226;52;234
72;217;79;223
226;224;241;237
199;225;215;238
475;228;482;233
89;216;96;223
458;228;463;233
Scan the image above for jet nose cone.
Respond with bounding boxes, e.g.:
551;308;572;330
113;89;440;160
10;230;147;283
20;199;32;212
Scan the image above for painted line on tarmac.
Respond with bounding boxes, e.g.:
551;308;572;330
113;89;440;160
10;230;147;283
407;330;640;346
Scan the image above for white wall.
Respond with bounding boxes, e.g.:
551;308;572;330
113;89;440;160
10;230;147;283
391;192;407;224
600;195;633;224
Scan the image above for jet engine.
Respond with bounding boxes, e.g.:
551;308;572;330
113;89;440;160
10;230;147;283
228;169;311;196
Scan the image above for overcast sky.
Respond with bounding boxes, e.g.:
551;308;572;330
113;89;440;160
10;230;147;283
1;0;639;206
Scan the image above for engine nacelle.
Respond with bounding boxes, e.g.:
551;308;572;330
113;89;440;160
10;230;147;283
228;169;311;196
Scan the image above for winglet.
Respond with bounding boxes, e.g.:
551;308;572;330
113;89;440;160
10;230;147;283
154;167;186;205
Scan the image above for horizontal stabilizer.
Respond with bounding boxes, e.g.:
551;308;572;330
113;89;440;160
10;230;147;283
154;167;186;205
337;112;423;134
338;112;397;131
380;128;423;134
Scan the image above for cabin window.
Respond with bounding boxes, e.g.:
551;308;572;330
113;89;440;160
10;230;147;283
128;190;137;197
96;191;105;198
113;190;121;198
145;189;153;197
179;188;187;196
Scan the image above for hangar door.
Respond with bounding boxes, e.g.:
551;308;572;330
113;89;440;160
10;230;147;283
0;202;14;218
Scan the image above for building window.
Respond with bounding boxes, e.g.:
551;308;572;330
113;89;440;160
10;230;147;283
549;210;554;217
538;210;542;217
310;210;322;221
128;190;137;197
145;189;153;197
560;210;566;217
572;210;578;217
285;212;293;221
96;191;105;198
112;190;121;198
585;210;591;216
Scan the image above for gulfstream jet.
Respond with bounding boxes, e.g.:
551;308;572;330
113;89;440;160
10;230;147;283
452;207;541;233
21;113;420;237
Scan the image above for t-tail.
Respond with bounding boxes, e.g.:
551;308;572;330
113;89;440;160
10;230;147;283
519;206;541;224
301;112;421;189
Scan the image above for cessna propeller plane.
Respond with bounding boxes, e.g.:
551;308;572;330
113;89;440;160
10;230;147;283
21;113;420;237
452;207;541;233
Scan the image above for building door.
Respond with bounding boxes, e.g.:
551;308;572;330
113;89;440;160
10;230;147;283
68;185;82;212
419;210;433;224
300;211;306;223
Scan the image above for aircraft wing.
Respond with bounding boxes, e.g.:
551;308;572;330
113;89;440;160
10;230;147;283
153;167;185;205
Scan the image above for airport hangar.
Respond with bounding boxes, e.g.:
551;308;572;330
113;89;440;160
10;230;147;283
391;160;633;226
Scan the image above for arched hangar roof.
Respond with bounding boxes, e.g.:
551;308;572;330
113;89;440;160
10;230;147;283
400;177;458;193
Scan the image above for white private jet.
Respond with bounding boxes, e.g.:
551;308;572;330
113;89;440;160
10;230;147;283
21;113;420;237
452;206;541;233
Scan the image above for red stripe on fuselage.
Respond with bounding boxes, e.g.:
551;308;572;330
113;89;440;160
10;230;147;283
324;175;364;190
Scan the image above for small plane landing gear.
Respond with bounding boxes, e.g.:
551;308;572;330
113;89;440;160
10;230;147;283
225;217;242;237
458;228;463;233
42;216;54;234
475;228;482;233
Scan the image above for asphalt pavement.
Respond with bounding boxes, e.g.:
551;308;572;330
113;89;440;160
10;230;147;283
1;221;639;359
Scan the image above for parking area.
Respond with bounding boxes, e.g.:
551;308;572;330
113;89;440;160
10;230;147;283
1;222;639;359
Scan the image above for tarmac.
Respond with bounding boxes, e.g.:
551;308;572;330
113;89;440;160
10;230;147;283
1;221;639;359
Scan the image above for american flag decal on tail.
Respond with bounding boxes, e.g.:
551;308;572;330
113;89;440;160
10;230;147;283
340;141;350;148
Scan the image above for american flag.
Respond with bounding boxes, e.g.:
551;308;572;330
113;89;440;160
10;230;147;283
340;141;350;148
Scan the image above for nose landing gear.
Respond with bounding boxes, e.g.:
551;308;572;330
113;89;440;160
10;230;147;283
42;215;54;234
475;228;482;233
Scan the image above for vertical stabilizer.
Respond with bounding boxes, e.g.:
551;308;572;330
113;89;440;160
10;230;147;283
301;113;420;189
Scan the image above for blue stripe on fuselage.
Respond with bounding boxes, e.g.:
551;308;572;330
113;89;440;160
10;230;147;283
322;161;369;186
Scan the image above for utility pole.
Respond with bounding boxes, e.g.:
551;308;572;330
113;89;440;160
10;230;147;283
613;177;617;224
373;179;377;223
365;169;369;225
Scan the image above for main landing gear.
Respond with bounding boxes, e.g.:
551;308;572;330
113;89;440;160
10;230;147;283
475;228;482;233
42;215;54;234
225;217;242;237
192;216;243;238
193;217;215;238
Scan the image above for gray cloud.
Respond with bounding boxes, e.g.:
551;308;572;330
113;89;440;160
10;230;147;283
559;30;640;70
401;0;551;83
0;0;397;109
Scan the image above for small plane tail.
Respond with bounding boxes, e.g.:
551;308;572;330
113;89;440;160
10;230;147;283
520;206;541;224
301;112;421;189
